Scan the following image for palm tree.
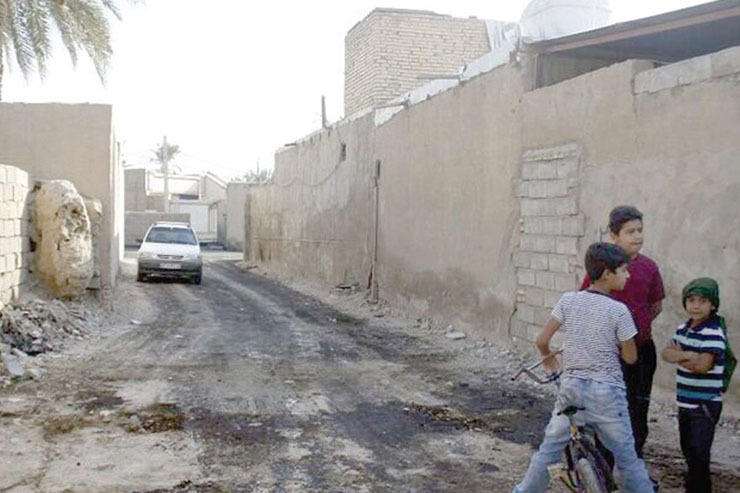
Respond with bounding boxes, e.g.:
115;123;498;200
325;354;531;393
0;0;125;100
151;136;180;213
151;137;181;174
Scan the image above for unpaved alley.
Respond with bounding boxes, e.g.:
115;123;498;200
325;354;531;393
1;252;739;492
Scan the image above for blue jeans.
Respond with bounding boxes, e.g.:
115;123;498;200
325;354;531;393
513;377;654;493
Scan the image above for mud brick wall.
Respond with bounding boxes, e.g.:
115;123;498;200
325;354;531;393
344;8;490;115
512;144;584;345
0;165;31;309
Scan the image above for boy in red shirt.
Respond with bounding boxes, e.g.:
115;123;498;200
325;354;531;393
581;206;665;458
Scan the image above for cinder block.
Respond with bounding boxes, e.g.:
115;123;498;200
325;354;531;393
543;290;562;308
534;306;552;326
0;166;6;183
555;273;577;292
556;159;579;179
523;143;580;162
556;236;579;255
677;54;711;86
514;251;531;268
517;303;535;324
711;46;740;78
634;65;678;94
545;179;568;197
562;214;585;236
514;180;529;198
13;220;20;236
536;163;558;180
14;168;29;187
526;286;544;306
520;234;556;253
540;217;563;236
0;256;5;274
555;196;579;216
531;253;549;271
529;180;548;198
5;167;16;183
548;254;570;273
523;217;543;235
517;268;536;287
535;271;555;290
521;163;539;180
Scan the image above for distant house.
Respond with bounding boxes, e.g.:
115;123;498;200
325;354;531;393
124;168;227;244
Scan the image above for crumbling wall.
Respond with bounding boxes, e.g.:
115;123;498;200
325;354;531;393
248;114;377;287
225;182;251;251
0;103;120;288
0;165;31;309
30;181;94;298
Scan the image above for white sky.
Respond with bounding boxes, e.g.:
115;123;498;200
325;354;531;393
1;0;707;180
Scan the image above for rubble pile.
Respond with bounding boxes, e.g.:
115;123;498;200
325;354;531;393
0;299;89;356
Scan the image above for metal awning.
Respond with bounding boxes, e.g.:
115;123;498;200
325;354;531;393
529;0;740;64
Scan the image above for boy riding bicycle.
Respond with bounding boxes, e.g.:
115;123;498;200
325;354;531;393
513;243;654;493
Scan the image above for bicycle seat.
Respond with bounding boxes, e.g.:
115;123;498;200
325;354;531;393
557;405;585;417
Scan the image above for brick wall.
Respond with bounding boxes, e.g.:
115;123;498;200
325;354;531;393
0;165;31;309
344;8;491;115
512;143;584;345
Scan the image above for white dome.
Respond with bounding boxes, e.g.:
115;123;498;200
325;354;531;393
520;0;612;42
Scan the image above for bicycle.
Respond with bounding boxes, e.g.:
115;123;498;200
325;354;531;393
512;351;615;493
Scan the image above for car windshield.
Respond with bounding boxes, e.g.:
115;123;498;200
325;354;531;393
145;227;197;245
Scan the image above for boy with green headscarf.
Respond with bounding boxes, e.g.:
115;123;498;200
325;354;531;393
661;277;734;493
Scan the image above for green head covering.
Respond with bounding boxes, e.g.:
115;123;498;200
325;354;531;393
682;277;720;310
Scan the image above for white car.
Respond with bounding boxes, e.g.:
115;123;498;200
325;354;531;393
137;222;202;284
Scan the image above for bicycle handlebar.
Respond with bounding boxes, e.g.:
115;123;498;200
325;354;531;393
511;349;563;384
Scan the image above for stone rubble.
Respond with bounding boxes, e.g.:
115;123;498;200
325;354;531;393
0;298;95;383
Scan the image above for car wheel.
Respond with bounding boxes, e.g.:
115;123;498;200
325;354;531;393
192;274;201;285
137;271;146;282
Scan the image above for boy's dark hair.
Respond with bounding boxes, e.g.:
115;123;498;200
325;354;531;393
585;242;630;281
609;205;643;234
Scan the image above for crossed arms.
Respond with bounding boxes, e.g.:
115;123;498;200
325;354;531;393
661;341;716;373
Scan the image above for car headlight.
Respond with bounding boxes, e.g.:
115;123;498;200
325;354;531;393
183;253;201;261
138;251;155;260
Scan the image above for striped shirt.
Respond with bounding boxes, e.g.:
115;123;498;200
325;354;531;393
552;290;637;388
672;316;726;409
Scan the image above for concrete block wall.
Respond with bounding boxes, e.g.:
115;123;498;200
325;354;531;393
0;165;31;309
634;46;740;94
124;212;190;246
345;8;490;115
512;144;584;344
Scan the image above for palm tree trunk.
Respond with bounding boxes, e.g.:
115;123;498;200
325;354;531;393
0;53;4;102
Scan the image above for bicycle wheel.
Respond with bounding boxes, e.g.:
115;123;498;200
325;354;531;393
575;457;608;493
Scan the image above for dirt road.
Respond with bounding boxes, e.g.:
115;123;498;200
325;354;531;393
2;252;739;492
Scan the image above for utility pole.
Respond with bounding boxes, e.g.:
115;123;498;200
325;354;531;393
162;135;170;213
321;96;328;129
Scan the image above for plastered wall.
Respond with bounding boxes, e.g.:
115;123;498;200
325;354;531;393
519;48;740;412
247;114;377;286
0;165;30;309
225;182;251;251
0;103;121;288
249;46;740;414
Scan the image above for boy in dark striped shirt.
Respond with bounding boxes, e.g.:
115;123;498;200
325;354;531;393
661;278;727;493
